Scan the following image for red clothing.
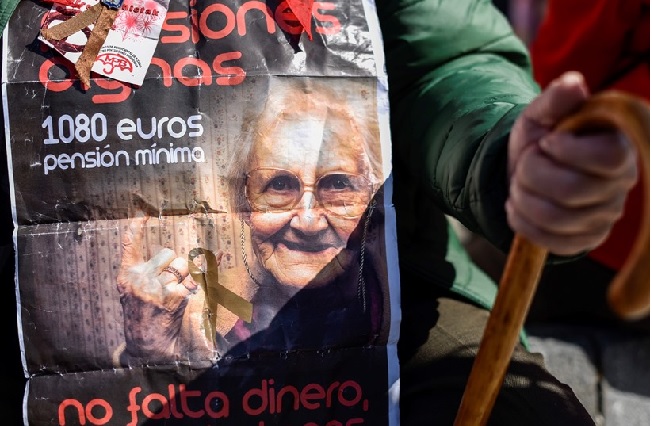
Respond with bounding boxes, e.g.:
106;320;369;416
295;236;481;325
530;0;650;271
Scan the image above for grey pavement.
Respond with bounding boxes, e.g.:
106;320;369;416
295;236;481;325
528;324;650;426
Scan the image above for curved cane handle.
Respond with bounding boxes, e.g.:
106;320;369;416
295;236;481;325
454;91;650;426
555;91;650;320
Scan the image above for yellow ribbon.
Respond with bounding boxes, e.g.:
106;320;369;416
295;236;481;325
188;248;254;344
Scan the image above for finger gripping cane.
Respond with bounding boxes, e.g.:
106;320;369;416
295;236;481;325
453;91;650;426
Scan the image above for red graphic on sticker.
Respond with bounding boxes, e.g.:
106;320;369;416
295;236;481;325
97;53;134;74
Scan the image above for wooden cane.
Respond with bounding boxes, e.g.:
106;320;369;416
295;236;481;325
453;91;650;426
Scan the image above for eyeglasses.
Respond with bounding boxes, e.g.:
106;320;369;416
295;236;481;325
245;167;374;218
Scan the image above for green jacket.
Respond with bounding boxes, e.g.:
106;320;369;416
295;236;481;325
377;0;540;315
0;0;18;39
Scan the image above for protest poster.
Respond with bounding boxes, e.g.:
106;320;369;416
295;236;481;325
2;0;400;424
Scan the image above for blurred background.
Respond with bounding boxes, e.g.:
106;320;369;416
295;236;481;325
493;0;547;46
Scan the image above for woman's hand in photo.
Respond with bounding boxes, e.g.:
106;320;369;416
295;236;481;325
116;215;199;362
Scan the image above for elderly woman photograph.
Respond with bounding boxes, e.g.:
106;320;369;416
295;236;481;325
115;78;391;365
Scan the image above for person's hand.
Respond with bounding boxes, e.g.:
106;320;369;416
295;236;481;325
116;214;199;362
507;72;639;256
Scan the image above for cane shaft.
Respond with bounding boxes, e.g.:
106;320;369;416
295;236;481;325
454;238;547;426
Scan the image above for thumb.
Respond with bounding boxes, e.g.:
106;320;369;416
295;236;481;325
523;71;590;128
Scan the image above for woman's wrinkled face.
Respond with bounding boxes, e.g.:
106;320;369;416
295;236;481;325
245;110;372;289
